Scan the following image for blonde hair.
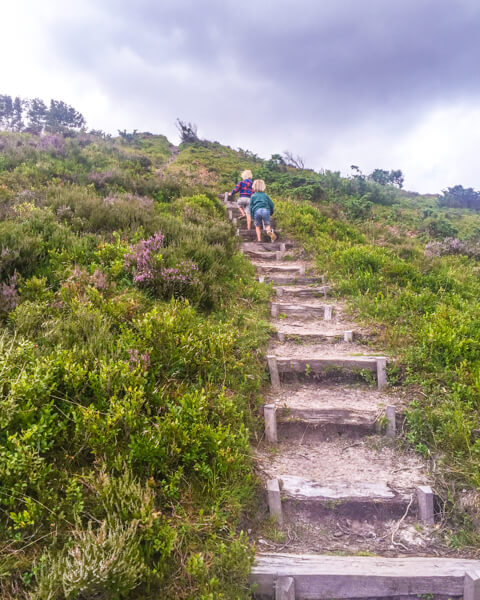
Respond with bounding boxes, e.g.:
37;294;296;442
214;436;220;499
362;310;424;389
252;179;266;192
241;170;252;179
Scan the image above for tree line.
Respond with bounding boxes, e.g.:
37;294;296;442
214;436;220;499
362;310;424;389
438;184;480;210
0;94;86;134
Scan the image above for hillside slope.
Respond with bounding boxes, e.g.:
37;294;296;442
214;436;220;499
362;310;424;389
1;129;480;598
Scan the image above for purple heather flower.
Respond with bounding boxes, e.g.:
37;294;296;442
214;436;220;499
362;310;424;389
0;274;18;314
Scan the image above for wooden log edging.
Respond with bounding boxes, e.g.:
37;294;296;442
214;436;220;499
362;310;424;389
267;355;281;388
264;404;278;443
417;485;435;525
385;405;396;437
266;479;283;526
465;570;480;600
275;576;295;600
250;553;480;599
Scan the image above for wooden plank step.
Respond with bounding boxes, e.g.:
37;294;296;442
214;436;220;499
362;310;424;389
273;321;361;344
275;285;331;299
265;383;397;442
254;264;306;275
261;275;324;285
240;229;281;240
244;249;296;261
276;476;412;521
276;406;378;441
276;330;350;343
270;355;387;389
276;356;377;372
242;241;295;252
250;553;480;599
271;302;330;319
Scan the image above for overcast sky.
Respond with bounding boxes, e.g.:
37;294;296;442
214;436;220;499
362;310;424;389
3;0;480;193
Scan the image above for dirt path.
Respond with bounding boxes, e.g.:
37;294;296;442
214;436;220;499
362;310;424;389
224;200;480;599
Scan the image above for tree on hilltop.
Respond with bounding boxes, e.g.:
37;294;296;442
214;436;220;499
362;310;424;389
45;99;86;133
26;98;48;133
0;95;24;131
438;185;480;210
0;94;86;133
175;119;199;143
368;168;404;189
283;150;305;170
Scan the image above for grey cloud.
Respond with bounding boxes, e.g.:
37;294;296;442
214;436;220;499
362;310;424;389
36;0;480;190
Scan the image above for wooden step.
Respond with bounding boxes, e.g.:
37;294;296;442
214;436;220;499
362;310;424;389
244;249;296;261
258;437;433;526
255;263;306;275
276;406;378;441
272;320;360;345
242;241;295;252
275;329;352;344
269;354;387;389
264;383;397;443
240;229;281;240
261;275;324;285
275;285;331;299
273;476;413;521
271;302;331;319
250;553;480;599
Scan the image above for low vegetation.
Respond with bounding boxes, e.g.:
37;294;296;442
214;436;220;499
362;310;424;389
0;129;271;599
2;109;480;597
273;197;480;545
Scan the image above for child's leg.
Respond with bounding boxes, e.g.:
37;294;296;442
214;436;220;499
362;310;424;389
263;213;276;241
238;201;246;218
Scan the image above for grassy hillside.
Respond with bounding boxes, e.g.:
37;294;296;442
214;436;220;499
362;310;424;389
0;131;272;599
169;139;480;542
1;128;480;598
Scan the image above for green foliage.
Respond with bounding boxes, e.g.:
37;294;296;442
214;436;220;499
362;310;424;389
0;130;275;598
422;215;458;239
438;184;480;210
274;197;480;495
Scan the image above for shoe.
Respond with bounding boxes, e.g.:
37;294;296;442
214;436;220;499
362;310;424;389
267;230;277;242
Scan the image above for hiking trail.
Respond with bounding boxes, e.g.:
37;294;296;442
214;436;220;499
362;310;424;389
224;195;480;600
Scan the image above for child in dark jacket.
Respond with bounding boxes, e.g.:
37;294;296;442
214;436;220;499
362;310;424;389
230;170;253;228
249;179;277;242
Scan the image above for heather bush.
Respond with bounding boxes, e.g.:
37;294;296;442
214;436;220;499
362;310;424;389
0;132;272;598
424;237;480;259
0;275;18;316
123;232;200;301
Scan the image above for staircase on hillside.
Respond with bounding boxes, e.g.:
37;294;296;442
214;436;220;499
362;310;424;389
223;194;480;600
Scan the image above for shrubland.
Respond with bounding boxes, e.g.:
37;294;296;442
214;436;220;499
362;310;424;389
0;130;271;599
3;120;480;598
